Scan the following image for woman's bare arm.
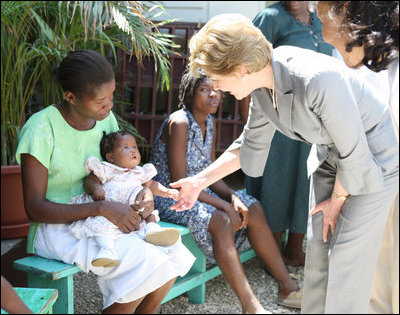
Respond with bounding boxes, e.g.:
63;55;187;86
166;116;239;210
21;153;99;223
208;119;236;202
20;154;140;233
83;172;105;200
1;276;33;314
170;148;241;211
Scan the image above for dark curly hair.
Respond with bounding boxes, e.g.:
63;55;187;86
324;1;399;72
100;130;134;161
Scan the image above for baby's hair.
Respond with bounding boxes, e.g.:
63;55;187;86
178;68;208;110
100;130;135;161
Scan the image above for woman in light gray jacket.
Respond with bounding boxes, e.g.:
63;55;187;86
169;14;399;314
316;2;399;314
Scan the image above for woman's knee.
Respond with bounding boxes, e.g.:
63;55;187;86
247;202;267;226
208;209;233;235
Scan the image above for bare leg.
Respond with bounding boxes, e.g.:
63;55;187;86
102;278;176;314
102;297;145;314
282;232;305;266
135;278;176;314
246;203;299;299
273;231;283;251
208;209;266;314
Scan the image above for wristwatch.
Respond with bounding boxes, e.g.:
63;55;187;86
332;191;349;201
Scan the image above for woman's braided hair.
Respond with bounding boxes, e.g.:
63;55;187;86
178;68;208;110
327;1;399;72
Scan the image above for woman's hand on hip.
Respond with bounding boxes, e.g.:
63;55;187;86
99;201;141;233
169;177;202;211
133;186;154;219
310;197;346;242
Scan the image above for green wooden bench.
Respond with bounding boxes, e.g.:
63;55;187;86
13;256;80;314
159;221;256;304
13;221;255;314
1;287;58;314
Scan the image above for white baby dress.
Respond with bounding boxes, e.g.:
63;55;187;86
68;156;160;239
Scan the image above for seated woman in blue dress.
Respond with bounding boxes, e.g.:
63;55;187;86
150;69;302;312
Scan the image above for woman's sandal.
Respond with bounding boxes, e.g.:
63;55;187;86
277;276;303;309
277;287;302;309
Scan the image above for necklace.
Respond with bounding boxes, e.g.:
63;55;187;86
268;77;278;111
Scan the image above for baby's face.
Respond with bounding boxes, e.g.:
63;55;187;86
108;134;141;169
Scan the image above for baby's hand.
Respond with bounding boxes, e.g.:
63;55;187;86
167;189;180;201
92;188;105;201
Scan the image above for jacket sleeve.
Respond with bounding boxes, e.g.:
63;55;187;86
227;96;276;177
307;71;384;195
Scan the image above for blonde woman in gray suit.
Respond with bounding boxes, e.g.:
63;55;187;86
169;13;399;314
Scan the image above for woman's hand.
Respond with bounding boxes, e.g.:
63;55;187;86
231;194;249;230
133;186;154;220
310;197;346;242
166;188;180;201
100;201;141;233
222;203;243;232
169;177;202;211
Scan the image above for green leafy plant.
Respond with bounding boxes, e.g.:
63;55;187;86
1;1;178;165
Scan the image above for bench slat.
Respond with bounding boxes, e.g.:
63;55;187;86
158;221;191;236
13;256;81;280
1;287;58;314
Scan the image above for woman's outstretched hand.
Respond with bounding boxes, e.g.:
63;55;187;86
169;177;202;211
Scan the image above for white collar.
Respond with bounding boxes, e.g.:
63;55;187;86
101;161;142;173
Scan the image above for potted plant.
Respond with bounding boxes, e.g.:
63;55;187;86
1;1;177;239
1;2;42;238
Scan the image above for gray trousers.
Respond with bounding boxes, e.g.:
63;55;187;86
301;157;399;314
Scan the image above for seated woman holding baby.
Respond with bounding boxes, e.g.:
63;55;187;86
16;49;195;314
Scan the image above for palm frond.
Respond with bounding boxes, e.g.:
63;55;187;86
1;0;177;164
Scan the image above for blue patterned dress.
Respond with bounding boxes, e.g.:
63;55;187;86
150;109;258;264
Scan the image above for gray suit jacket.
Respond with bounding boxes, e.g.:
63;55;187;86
230;46;398;195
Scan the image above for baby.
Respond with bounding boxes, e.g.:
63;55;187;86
68;130;180;268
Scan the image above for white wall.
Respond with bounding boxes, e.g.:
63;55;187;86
159;1;269;24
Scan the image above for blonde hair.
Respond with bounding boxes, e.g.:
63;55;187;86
188;13;272;77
